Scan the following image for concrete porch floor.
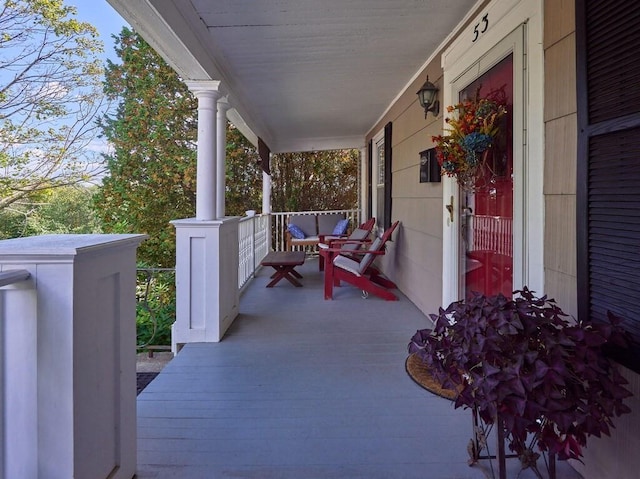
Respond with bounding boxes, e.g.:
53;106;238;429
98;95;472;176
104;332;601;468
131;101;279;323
135;257;583;479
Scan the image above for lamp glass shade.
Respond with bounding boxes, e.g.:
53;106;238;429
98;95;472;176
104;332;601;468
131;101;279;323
417;79;438;110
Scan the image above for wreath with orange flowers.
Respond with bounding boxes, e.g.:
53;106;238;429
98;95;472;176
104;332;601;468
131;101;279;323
432;91;507;187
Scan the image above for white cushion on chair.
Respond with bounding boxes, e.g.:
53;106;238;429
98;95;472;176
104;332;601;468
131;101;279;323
342;228;369;252
358;237;382;274
333;236;383;276
318;235;341;249
333;255;361;276
350;228;370;241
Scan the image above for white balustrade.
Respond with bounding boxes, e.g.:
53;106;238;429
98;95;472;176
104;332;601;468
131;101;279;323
238;213;270;289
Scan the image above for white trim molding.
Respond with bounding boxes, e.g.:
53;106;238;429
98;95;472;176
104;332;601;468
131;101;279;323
440;0;544;305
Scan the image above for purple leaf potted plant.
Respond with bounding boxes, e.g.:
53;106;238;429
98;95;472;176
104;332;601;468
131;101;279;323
409;287;632;478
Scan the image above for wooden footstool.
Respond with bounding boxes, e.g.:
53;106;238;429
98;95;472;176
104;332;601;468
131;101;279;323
261;251;306;287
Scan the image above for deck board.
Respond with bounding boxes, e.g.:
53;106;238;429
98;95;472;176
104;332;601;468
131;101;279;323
136;257;582;479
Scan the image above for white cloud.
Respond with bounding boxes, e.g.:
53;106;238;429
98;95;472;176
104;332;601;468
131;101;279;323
85;138;114;155
41;81;69;100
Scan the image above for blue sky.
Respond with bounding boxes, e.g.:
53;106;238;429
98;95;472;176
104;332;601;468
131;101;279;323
62;1;128;159
67;0;128;61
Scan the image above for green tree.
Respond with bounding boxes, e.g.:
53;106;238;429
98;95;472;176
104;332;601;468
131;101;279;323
225;124;262;216
0;186;101;238
30;186;101;234
95;27;198;267
97;28;266;266
270;149;359;212
0;0;105;210
0;190;45;238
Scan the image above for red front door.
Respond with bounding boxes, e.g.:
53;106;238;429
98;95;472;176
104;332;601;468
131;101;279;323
460;54;514;298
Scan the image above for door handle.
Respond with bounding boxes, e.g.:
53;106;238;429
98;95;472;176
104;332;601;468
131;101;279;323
445;195;454;222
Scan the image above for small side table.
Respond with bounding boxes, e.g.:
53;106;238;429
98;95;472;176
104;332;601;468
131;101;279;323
261;251;306;287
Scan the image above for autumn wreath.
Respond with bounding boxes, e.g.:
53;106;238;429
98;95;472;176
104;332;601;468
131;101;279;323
432;91;507;189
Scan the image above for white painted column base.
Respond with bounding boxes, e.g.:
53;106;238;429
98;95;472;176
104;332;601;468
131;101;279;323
0;234;145;479
171;217;240;351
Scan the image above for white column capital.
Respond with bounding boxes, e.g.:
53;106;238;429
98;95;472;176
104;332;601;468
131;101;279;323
186;80;222;98
217;96;231;112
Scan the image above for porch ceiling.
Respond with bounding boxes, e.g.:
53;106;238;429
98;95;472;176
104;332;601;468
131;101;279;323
107;0;478;153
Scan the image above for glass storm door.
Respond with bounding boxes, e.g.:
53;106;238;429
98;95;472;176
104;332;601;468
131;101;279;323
460;54;514;298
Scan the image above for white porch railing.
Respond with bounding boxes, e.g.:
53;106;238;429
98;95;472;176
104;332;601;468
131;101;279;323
271;209;360;252
237;209;360;287
238;213;270;289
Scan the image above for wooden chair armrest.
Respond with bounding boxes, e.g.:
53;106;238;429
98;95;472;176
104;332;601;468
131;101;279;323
328;238;371;247
318;233;348;243
323;247;386;255
325;240;373;251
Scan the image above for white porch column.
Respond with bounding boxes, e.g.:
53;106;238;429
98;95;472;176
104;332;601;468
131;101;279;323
0;234;145;479
262;170;272;252
216;98;231;218
172;82;239;350
187;81;221;221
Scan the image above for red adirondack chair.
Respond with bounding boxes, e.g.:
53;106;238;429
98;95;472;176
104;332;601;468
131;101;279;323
317;217;376;271
323;221;400;301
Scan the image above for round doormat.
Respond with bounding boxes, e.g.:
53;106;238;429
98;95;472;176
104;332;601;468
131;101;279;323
405;353;461;401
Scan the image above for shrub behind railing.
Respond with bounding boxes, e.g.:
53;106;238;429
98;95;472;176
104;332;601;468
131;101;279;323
136;267;175;348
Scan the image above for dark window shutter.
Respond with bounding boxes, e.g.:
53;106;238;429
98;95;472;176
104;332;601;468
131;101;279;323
258;137;271;174
587;127;640;339
367;140;373;219
577;0;640;371
384;122;393;231
585;2;640;123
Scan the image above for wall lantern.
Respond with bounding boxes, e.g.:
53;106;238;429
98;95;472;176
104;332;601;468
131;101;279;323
416;76;440;118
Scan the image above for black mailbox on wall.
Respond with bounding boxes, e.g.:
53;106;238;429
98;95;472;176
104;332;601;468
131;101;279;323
419;148;441;183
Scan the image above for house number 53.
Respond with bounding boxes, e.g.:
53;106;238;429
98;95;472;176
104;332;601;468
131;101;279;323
472;14;489;42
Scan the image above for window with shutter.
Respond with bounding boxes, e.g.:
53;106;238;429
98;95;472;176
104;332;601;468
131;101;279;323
383;122;393;231
367;140;373;219
577;0;640;371
369;122;393;234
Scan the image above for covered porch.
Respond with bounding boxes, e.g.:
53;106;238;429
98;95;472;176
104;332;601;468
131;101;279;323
136;258;582;479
